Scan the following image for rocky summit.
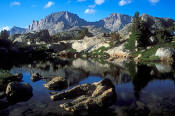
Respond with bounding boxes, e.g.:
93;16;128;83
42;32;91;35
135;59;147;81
27;11;132;35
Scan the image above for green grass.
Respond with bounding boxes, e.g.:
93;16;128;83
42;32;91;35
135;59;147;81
0;70;13;84
139;56;160;62
124;33;140;51
131;41;175;62
65;48;77;53
0;70;13;79
91;58;109;65
89;46;111;59
91;46;111;53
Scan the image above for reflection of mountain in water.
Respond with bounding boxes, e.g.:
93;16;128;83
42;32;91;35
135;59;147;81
11;58;175;95
11;58;132;86
1;58;175;116
130;64;175;99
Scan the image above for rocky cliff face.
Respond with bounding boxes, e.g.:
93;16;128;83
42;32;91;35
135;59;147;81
28;11;89;35
97;13;132;31
140;14;175;32
28;11;132;35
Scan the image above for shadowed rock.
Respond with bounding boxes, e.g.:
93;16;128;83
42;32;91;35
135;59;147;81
50;78;117;112
43;76;68;90
6;82;33;102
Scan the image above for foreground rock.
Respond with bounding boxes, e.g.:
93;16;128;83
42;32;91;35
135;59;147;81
50;78;116;112
6;82;33;102
31;73;43;82
43;76;68;90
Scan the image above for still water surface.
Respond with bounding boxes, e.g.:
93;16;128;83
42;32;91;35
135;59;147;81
1;58;175;116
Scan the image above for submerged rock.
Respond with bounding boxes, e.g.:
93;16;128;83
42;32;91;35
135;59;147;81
6;82;33;102
50;78;116;112
43;76;68;90
31;73;43;82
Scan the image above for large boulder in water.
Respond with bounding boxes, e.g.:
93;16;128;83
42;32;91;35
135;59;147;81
50;78;117;112
6;82;33;102
155;48;175;58
31;73;43;82
43;76;68;90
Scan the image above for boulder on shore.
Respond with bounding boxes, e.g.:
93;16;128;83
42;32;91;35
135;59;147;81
50;78;117;112
155;48;175;58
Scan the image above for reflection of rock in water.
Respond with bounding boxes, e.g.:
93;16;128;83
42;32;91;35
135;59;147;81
155;64;172;73
131;64;175;99
11;59;133;87
51;78;117;112
72;58;110;75
73;58;131;84
11;60;88;87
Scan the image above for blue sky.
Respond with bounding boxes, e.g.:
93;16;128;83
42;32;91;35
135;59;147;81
0;0;175;30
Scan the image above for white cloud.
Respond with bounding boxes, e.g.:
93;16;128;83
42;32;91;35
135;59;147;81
95;0;104;5
149;0;160;4
10;1;21;6
44;1;55;8
119;0;131;6
77;0;86;2
84;9;96;14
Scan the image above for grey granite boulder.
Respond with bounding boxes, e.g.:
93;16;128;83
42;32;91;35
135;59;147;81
155;48;175;58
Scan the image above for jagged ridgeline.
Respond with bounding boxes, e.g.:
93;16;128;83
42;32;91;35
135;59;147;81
8;11;132;35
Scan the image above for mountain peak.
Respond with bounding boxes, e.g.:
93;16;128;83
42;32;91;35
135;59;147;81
27;11;132;35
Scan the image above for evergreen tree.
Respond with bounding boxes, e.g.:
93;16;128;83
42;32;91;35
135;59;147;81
132;12;140;33
131;12;150;47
